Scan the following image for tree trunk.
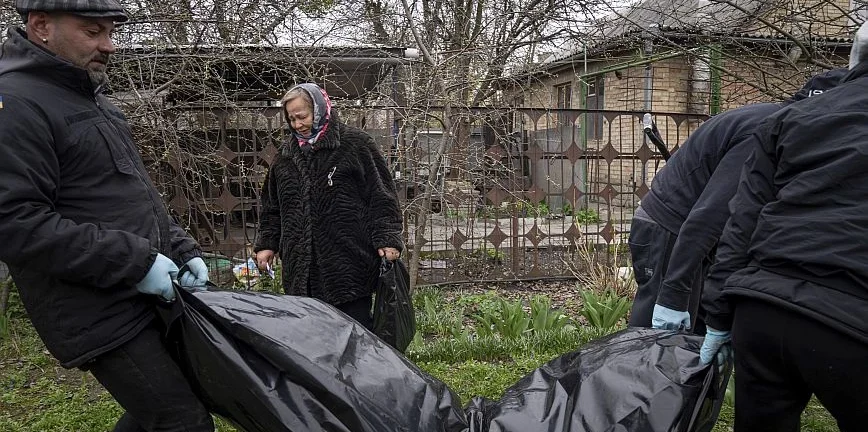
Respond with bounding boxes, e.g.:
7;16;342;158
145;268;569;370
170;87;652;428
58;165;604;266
408;103;454;291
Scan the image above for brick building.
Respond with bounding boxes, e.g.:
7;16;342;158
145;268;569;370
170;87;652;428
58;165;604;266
504;0;856;213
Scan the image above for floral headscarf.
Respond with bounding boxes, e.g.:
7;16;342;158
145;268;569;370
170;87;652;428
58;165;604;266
283;83;332;150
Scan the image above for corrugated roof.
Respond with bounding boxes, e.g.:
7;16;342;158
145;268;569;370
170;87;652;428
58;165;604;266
596;0;765;39
539;0;852;68
539;0;765;66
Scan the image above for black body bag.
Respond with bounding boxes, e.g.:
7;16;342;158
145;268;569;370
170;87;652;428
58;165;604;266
157;289;730;432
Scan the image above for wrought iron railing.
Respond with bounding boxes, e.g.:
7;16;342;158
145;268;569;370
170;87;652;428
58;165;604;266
143;106;707;286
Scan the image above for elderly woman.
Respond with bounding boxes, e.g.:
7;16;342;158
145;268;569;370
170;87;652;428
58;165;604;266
254;83;404;329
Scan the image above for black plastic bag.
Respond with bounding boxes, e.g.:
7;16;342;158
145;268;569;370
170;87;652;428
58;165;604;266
464;329;731;432
371;258;415;352
158;289;730;432
157;288;467;432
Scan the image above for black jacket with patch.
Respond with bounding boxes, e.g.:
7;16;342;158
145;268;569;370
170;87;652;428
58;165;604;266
0;28;201;367
703;61;868;343
254;115;403;305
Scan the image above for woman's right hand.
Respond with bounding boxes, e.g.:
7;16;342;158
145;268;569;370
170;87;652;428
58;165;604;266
255;250;275;271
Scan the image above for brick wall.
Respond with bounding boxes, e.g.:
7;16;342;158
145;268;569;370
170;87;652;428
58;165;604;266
716;52;848;109
747;0;855;40
588;57;700;209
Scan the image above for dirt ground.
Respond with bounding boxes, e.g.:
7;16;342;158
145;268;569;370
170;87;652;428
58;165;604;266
431;278;600;321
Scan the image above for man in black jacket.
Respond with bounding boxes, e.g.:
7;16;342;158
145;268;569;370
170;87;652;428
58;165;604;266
628;68;846;331
698;22;868;431
0;1;213;430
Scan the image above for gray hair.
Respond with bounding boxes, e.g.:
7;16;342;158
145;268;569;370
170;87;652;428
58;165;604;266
281;87;312;109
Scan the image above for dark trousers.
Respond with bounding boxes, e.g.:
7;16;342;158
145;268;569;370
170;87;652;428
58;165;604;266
731;299;868;432
627;215;677;327
335;295;374;330
81;322;214;432
627;213;707;333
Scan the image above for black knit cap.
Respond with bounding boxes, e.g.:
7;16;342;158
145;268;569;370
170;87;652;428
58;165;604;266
15;0;129;23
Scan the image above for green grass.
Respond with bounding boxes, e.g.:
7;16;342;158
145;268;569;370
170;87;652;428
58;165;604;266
406;327;612;364
0;375;122;432
0;288;840;431
0;308;239;431
415;357;545;401
0;291;120;431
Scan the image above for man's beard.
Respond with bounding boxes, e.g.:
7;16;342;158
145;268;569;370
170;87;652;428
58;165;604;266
87;70;108;89
87;55;110;90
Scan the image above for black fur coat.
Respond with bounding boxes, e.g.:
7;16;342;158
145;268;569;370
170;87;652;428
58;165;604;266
255;117;404;305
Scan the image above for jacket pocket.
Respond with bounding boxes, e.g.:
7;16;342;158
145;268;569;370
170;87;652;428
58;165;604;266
63;115;135;176
93;122;135;175
630;241;654;287
628;220;664;287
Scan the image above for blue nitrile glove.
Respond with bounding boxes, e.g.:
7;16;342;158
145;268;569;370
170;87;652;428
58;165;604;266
700;327;732;366
178;257;209;291
651;304;692;330
135;253;179;301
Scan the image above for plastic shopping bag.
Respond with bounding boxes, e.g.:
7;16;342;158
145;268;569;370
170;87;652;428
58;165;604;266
372;258;416;352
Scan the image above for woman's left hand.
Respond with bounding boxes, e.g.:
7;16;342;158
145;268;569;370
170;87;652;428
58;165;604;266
378;247;400;261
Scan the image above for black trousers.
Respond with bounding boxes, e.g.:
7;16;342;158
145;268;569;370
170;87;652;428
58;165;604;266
81;321;214;432
731;298;868;432
627;213;707;333
335;295;374;330
628;214;677;326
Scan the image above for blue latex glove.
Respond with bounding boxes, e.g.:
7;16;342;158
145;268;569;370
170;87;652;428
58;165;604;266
136;253;179;301
700;327;732;365
651;304;692;330
178;257;209;290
